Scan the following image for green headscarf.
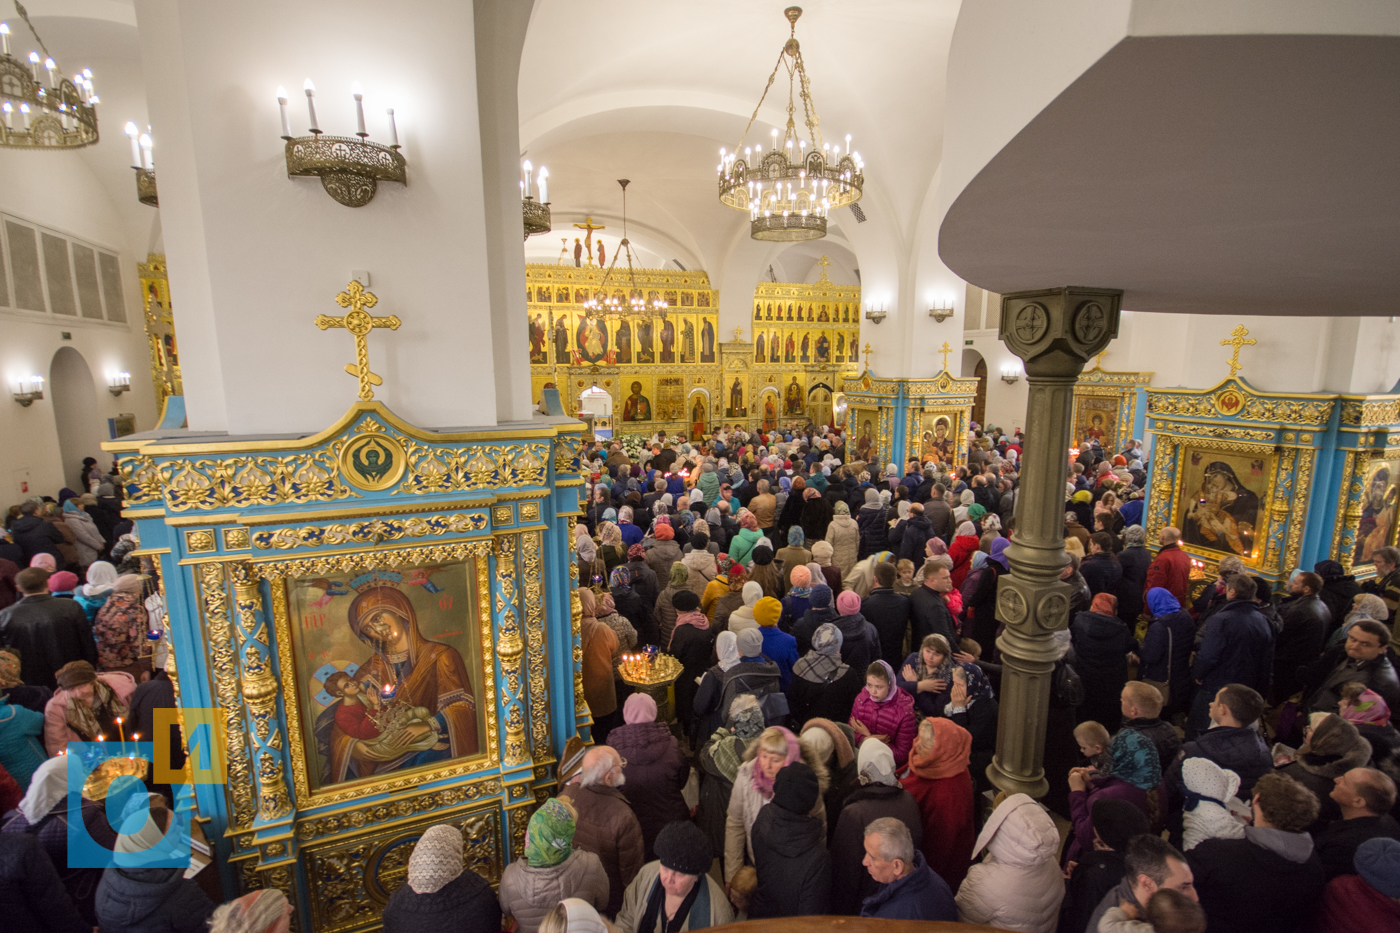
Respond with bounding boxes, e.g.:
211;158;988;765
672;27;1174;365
669;562;690;587
967;503;987;521
525;798;576;868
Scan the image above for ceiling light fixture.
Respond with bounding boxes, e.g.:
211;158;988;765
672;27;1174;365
717;6;864;241
0;3;99;150
582;179;669;323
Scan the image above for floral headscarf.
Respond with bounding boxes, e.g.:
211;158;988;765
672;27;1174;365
1342;688;1391;726
524;798;576;868
1108;729;1161;791
609;567;632;592
955;661;994;701
599;521;622;547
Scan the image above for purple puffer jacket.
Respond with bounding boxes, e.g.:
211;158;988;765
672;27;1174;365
606;721;691;860
850;686;917;767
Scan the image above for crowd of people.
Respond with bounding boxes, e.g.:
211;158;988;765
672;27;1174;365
5;428;1400;933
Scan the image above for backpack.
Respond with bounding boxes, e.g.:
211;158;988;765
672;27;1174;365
1052;658;1085;708
720;668;789;727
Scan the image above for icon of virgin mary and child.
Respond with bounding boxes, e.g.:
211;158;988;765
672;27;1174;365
313;582;478;786
1182;460;1262;558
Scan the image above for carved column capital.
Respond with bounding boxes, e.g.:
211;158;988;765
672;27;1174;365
998;287;1122;375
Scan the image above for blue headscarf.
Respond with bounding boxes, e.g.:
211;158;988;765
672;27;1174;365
603;507;617;522
1108;729;1161;791
787;526;805;547
957;661;995;701
62;498;82;514
988;537;1011;571
779;476;792;494
1146;587;1181;617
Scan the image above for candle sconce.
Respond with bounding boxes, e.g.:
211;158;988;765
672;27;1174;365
523;196;551;239
135;168;157;207
278;81;405;208
521;159;550;239
12;375;43;406
124;122;157;206
107;372;131;396
928;301;954;322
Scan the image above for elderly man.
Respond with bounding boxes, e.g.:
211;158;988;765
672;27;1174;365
1143;527;1191;604
1316;768;1400;880
561;746;646;917
858;817;957;921
0;567;96;690
1301;617;1400;714
1087;835;1198;933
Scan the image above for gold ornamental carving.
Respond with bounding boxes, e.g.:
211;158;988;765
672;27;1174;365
158;451;355;512
294;777;503;842
198;563;258;831
523;530;551;763
314;281;402;401
231;562;294;822
252;512;488;551
222;526;251;550
184;529;216;553
494;535;530;767
339;433;407;491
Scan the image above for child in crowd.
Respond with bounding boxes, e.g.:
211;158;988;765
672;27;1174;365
1074;720;1113;775
1101;889;1206;933
1180;758;1246;850
893;559;917;595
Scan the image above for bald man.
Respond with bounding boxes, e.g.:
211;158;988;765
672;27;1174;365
561;746;644;915
1316;768;1400;879
1144;526;1191;604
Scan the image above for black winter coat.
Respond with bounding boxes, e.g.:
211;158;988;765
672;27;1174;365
625;559;661;608
1300;643;1400;714
1059;848;1128;933
896;515;934;564
1188;833;1325;933
1069;610;1135;726
1116;545;1152;622
611;587;658;650
1193;597;1274;697
861;588;912;669
749;803;832;918
9;515;65;565
0;833;89;933
1138;609;1195;708
948;695;998;793
382;870;503;933
0;594;97;690
801;497;835;544
855;505;889;559
1273;594;1330;703
909;587;959;650
1165;725;1271;804
1079;553;1122;598
1319;574;1359;636
786;662;864;729
95;866;215;933
829;782;924;915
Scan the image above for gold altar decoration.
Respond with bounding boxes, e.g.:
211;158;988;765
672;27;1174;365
1221;324;1256;378
0;2;100;151
138;254;182;411
82;751;151;800
1071;362;1154;453
1331;392;1400;576
717;6;864;240
316;280;402;400
905;370;980;469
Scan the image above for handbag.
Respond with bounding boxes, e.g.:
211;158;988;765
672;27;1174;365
1141;625;1172;707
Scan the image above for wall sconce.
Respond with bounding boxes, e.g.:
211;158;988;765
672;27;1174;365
522;159;551;239
124;121;157;206
12;375;43;406
1000;365;1021;384
277;80;406;208
863;302;887;324
928;300;954;322
107;372;131;396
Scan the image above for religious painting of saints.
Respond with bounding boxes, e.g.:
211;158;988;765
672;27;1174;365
849;335;859;362
696;291;711;308
815;332;831;364
289;565;487;793
783;374;805;415
551;315;571;364
528;314;548;364
658;318;677;363
690;393;709;440
656;376;685;422
754;333;766;365
1355;458;1400;567
680;291;695;308
784;331;797;363
555;287;570;303
799;333;811;363
920;413;957;465
679;316;697;364
725;377;747;417
700;316;717;363
761;391;778;431
614;320;633;364
1073;395;1120;452
574;288;589;304
622;378;654;422
636;320;656;364
852;408;879;464
754;301;763;321
1178;449;1272;560
575;316;609;364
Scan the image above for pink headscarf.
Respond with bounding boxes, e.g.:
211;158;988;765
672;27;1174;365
1342;688;1391;726
623;692;658;725
751;725;800;799
29;553;56;572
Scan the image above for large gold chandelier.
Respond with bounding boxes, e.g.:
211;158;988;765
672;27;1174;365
0;3;99;150
583;179;669;323
717;6;863;241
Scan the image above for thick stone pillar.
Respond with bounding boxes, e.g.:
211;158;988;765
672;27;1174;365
989;287;1122;797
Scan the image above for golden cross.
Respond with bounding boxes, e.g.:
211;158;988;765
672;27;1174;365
315;281;402;401
733;327;744;341
573;217;606;266
817;254;832;280
938;341;952;372
863;342;873;370
1220;324;1256;378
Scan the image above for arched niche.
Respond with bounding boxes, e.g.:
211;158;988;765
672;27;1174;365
49;346;107;491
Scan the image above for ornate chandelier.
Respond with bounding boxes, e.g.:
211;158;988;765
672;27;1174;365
717;6;863;242
0;3;99;150
583;179;669;323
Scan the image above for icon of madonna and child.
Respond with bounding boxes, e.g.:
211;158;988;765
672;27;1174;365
292;566;484;790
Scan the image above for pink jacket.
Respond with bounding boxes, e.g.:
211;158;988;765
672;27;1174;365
44;671;138;756
850;686;917;767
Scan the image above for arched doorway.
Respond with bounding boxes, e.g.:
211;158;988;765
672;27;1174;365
962;349;988;427
50;347;106;490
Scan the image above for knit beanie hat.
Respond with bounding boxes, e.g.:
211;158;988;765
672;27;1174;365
790;565;812;588
623;692;658;725
47;570;79;593
1091;798;1150;851
406;824;464;894
751;542;774;565
654;820;712;876
736;627;764;658
810;584;833;609
672;589;701;613
811;540;834;563
654;523;674;541
1356;837;1400;898
754;597;782;628
836;590;861;615
772;761;819;814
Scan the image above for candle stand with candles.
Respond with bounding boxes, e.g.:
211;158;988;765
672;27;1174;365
617;649;683;723
279;79;406;207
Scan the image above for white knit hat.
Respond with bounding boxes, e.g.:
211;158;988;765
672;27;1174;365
407;824;464;894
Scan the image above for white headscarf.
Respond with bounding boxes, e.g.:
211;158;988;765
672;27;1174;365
742;581;763;607
82;560;118;598
19;756;68;823
857;738;898;786
114;793;170;855
563;898;609;933
407;824;465;894
716;631;740;672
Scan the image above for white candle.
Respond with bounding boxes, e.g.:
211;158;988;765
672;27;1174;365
2;103;11;130
351;81;366;137
139;133;153;169
303;78;319;134
28;51;39;81
537;167;548;204
386;107;398;148
44;57;54;87
276;86;291;138
124;121;140;167
522;159;532;198
0;24;9;56
19;102;29;130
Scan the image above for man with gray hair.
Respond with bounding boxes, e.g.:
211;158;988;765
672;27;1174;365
561;746;644;917
858;817;957;921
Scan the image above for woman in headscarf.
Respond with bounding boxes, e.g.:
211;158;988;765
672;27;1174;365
578;589;621;743
898;632;956;720
901;717;976;891
1070;592;1136;728
723;726;828;884
775;527;812;588
654;562;691;649
779;565;813;632
829;737;923;914
62;497;105;568
775;475;806;540
692;631;743;746
1065;727;1161;861
1138;587;1196;717
92;575;150;680
724;511;764;567
963;537;1011;651
75;560;118;621
2;755;117;924
711;565;747;631
800;487;834;544
850;660;917;767
610;566;658;650
966;503;987;537
597;521;627;575
42;660;136;756
726;581;764;636
207;889;294;933
499;799;608;933
668;590;714;733
949;521;981;590
809;540;843;592
945;661;998;794
680;531;717;599
699;554;732;621
823;501;860;576
94;793;217;933
576;536;606;592
607;693;691;859
595;591;636;669
786;622;863;725
381;824;501;933
0;669;44;788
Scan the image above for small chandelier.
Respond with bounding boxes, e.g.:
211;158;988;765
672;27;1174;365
0;3;99;151
717;6;863;241
521;158;550;240
582;179;668;323
124;121;157;206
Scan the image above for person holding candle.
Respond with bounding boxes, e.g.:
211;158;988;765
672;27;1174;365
42;660;135;757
